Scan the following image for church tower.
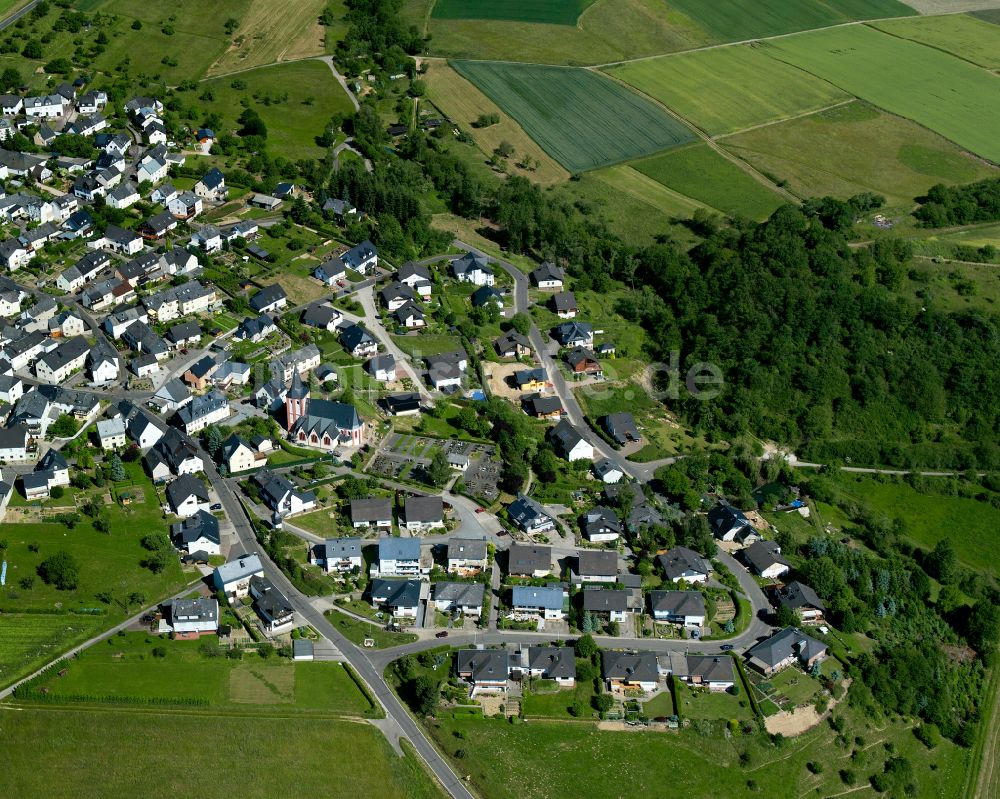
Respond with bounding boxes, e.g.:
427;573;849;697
285;370;309;430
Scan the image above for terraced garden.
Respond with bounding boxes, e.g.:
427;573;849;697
451;61;695;172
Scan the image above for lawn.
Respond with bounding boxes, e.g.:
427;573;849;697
432;0;595;25
0;708;442;798
761;25;1000;162
818;472;1000;576
428;696;967;799
674;682;753;721
28;632;375;715
326;610;418;648
873;13;1000;70
721;101;999;207
632;144;786;220
521;679;596;719
207;0;329;76
450;61;695;172
421;59;568;185
289;506;344;537
607;44;849;136
0;613;104;689
587;165;710;223
199;60;355;160
391;333;463;357
665;0;913;43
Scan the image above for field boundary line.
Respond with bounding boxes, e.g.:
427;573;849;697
865;19;1000;72
712;99;856;140
0;702;375;723
598;71;798;203
964;665;1000;798
592;165;718;215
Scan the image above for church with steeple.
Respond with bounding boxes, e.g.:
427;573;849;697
284;371;365;450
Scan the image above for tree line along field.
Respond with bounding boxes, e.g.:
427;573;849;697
631;144;787;220
721;101;999;208
450;61;696;173
0;709;443;799
606;44;850;137
761;24;1000;163
431;0;596;26
872;12;1000;69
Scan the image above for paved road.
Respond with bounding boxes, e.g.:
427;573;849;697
197;443;474;799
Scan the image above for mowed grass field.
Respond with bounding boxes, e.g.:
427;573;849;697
0;709;443;799
633;144;786;220
823;473;1000;576
450;61;695;172
872;12;1000;69
607;44;849;136
200;61;355;160
432;0;595;25
0;613;103;689
722;101;999;206
421;59;568;184
207;0;329;76
761;25;1000;162
667;0;914;43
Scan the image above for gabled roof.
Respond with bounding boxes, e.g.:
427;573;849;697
743;539;791;574
452;251;492;277
776;581;824;611
339;323;376;351
649;590;705;617
198;167;224;190
456;649;508;681
507;494;553;532
340;239;376;270
549;418;588;454
604;412;639;444
506;542;551;575
370;578;421;608
404;494;443;523
526;646;575;680
323;537;362;560
511;585;564;610
166;473;209;506
552;291;576;312
171;509;221;546
214;553;263;585
582;588;628;612
553;321;592;345
602;651;658;682
448;538;487;561
433;581;484;606
379;536;421;561
746;626;827;669
350;496;392;523
577;549;618;578
657;547;711;581
531;262;563;284
249;283;287;312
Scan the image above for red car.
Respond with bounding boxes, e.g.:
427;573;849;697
475;507;485;513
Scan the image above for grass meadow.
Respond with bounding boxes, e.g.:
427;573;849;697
428;696;967;799
607;44;849;136
632;144;786;220
0;613;104;689
432;0;595;25
451;61;695;172
199;61;355;160
0;709;443;798
762;25;1000;162
721;101;999;207
873;12;1000;69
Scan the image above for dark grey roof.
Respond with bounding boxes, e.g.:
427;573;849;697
657;547;711;581
582;505;621;538
582;588;628;612
405;494;443;523
452;251;492;278
249;283;287;311
171;509;221;546
339;323;376;351
549;418;587;454
526;646;575;681
776;581;824;611
166;474;209;507
577;549;618;578
552;291;576;312
448;538;487;562
743;539;791;574
434;582;484;607
525;394;562;416
323;537;362;560
602;651;658;683
506;543;551;575
604;412;639;445
176;390;227;427
507;494;553;531
166;321;201;343
553;321;592;345
649;590;705;617
746;627;827;669
456;649;508;682
369;578;421;608
686;655;734;684
531;262;563;284
350;496;392;523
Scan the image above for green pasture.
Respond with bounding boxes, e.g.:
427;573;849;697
451;61;695;172
762;25;1000;162
873;13;1000;69
607;44;849;136
432;0;595;25
632;144;786;220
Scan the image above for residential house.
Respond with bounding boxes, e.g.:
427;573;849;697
339;324;378;359
221;434;266;474
382;392;421;417
183;356;218;390
250;575;295;633
583;588;629;623
505;543;552;578
380;282;418;311
403;495;444;531
649;590;706;627
514;367;547;393
745;627;828;676
301;303;341;333
313;257;346;286
451;252;494;286
657;547;711;584
190;225;222;252
517;646;576;687
708;504;762;545
396;262;432;297
602;651;659;693
175;390;229;435
167;598;219;636
592;457;624;485
552;291;577;319
107;182;140;210
511;585;566;620
166;474;211;517
393;301;425;329
350;497;393;530
194;167;227;201
433;582;485;617
531;262;564;290
604;412;640;446
742;539;792;579
565;347;602;378
369;578;422;618
95;416;127;451
249;284;288;315
678;654;735;691
252;469;317;517
523;394;564;420
235;315;277;343
553;321;593;349
34;336;88;384
549;419;593;461
213;554;264;600
171;510;221;558
145;428;204;479
154;380;192;413
0;424;30;462
471;285;504;310
313;537;363;574
340;239;377;274
367;354;397;382
447;538;488;576
372;537;425;579
494;330;531;359
506;494;555;536
456;649;509;696
581;506;622;543
93;225;143;256
773;581;825;624
576;550;618;584
322;197;357;223
165;321;202;350
167;191;202;220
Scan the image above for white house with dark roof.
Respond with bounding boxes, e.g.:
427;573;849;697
369;578;422;618
447;538;488;575
746;627;828;676
657;546;711;584
742;539;792;580
549;418;593;462
602;651;659;693
313;537;363;574
516;646;576;687
350;497;392;529
456;649;509;696
531;262;564;290
433;582;484;617
171;510;221;557
576;550;618;584
166;474;211;517
339;239;377;274
648;590;706;627
451;252;494;286
213;553;264;600
511;585;566;620
167;597;219;636
403;494;444;531
371;536;426;579
506;494;555;536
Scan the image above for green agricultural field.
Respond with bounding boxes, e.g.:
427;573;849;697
429;698;967;799
607;45;849;136
451;61;695;172
0;708;442;798
721;101;999;207
818;473;1000;576
199;60;355;160
29;633;375;715
761;25;1000;162
0;613;103;689
632;144;786;220
666;0;914;43
873;13;1000;69
432;0;595;25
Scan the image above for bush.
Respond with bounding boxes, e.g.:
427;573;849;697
37;550;79;590
914;723;941;749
